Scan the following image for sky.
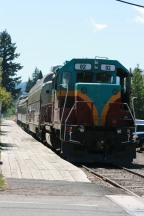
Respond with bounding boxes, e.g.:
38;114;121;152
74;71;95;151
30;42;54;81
0;0;144;82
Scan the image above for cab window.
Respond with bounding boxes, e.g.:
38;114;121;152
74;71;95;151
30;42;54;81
77;72;93;83
96;73;113;83
62;72;71;87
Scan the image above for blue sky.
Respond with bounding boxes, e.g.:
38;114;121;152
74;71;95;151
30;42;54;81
0;0;144;82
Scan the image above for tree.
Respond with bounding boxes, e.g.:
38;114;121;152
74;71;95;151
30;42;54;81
0;57;2;84
0;30;23;99
0;86;12;113
26;67;43;92
0;56;12;113
131;65;144;119
25;77;33;93
32;67;43;84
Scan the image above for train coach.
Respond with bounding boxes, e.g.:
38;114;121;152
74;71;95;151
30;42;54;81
17;58;136;163
16;94;28;128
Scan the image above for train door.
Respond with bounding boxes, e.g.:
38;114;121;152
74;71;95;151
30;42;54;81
117;69;131;105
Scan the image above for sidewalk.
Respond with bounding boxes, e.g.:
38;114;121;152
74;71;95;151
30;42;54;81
0;119;90;182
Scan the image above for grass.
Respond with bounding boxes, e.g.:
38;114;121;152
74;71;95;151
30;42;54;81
0;174;5;189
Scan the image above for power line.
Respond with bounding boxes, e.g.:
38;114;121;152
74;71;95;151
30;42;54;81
116;0;144;8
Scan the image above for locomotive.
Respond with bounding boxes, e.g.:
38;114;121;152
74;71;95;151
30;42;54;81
17;58;136;163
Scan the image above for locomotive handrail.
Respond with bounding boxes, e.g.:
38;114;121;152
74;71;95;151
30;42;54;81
123;103;135;121
63;100;93;141
123;103;136;139
109;102;135;122
59;83;68;141
63;102;76;141
95;56;108;59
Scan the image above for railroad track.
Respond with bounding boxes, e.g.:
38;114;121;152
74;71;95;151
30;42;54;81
82;164;144;198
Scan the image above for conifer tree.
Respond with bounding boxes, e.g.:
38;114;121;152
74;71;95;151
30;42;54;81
26;67;43;92
25;77;33;93
0;53;12;112
32;67;43;84
0;30;23;99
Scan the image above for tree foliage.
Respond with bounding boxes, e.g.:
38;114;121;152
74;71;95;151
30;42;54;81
26;67;43;92
0;57;12;112
0;30;23;99
131;66;144;119
0;86;12;112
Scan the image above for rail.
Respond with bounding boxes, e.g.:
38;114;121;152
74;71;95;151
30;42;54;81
82;165;143;199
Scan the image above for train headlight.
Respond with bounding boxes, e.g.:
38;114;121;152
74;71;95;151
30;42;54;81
79;125;85;132
133;134;138;139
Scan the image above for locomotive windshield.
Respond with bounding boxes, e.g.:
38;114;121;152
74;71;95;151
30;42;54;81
76;71;113;84
77;72;93;83
96;73;113;83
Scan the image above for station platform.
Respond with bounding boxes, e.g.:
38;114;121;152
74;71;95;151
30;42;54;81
0;119;90;182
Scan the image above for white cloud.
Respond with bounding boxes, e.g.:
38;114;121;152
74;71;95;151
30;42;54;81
134;16;144;24
134;6;144;15
90;18;108;31
133;6;144;24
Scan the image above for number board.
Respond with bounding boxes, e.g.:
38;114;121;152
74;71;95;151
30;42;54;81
75;63;92;70
101;64;115;71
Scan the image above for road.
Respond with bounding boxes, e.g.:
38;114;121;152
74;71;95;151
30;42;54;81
0;200;98;216
0;178;129;216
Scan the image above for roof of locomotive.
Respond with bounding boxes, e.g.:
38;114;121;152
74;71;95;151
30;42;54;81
28;58;128;95
58;58;129;74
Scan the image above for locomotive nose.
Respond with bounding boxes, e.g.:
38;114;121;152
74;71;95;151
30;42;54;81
75;83;121;126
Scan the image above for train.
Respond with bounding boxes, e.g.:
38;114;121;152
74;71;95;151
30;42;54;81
16;58;136;163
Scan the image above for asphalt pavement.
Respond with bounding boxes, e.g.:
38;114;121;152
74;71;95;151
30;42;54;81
0;178;130;216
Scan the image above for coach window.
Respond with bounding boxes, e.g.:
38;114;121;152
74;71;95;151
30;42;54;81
62;72;71;87
77;72;93;83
